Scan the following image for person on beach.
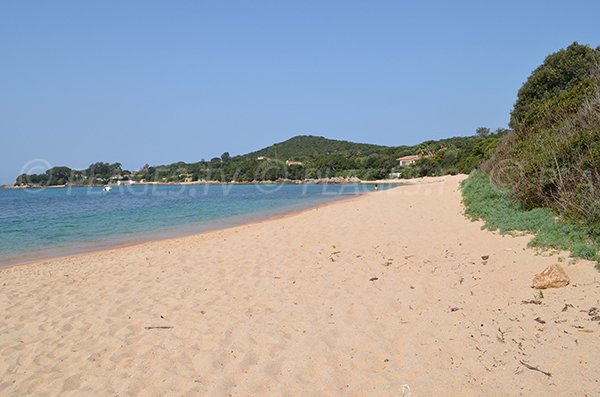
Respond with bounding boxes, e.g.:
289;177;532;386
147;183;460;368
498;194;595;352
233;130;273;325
374;184;379;191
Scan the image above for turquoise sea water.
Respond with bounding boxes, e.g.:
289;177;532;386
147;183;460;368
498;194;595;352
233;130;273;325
0;183;389;266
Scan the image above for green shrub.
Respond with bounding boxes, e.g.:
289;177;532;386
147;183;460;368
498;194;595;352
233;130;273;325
461;171;600;268
484;42;600;236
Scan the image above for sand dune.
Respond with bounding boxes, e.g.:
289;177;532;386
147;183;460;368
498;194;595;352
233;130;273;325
1;175;599;396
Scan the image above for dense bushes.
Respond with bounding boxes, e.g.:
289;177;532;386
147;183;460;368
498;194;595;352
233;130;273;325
483;42;600;238
510;43;600;132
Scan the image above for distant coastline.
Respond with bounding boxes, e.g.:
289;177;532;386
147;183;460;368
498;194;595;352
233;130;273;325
1;177;406;189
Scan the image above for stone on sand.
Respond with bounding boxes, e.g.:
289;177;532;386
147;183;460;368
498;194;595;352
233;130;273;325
532;264;570;289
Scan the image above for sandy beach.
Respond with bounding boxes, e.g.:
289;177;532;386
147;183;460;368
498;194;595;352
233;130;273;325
1;175;599;396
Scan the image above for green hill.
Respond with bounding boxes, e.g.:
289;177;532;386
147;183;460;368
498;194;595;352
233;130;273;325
242;135;389;160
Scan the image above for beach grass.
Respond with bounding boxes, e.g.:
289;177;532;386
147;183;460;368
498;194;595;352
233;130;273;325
461;170;600;268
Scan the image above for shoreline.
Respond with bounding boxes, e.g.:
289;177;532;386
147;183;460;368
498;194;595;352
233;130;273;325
0;183;374;271
1;178;412;189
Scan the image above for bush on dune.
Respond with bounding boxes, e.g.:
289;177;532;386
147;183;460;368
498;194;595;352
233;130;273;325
461;171;600;267
481;42;600;242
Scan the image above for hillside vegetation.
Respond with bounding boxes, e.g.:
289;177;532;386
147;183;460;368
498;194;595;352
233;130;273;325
16;133;505;185
481;42;600;239
461;42;600;267
245;136;388;159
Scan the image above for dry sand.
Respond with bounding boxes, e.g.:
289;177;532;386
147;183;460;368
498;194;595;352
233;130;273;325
1;175;599;396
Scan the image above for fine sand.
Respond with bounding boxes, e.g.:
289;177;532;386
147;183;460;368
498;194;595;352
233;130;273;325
1;175;599;396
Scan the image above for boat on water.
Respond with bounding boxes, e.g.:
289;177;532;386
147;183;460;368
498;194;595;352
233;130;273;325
102;186;112;192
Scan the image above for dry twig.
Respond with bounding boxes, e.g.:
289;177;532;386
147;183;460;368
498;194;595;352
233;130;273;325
519;360;552;377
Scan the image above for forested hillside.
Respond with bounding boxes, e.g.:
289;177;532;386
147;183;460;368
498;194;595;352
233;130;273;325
244;136;388;159
15;132;504;185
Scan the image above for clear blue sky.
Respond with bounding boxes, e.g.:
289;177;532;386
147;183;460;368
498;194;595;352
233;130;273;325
1;0;599;184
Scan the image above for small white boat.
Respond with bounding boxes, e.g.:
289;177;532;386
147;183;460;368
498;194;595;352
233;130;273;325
102;186;112;192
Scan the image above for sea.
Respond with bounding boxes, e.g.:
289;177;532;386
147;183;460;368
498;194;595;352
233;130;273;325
0;183;392;266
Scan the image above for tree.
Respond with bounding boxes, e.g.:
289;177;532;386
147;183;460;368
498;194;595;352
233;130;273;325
221;152;231;162
47;166;73;185
86;162;122;179
510;42;600;130
476;127;490;137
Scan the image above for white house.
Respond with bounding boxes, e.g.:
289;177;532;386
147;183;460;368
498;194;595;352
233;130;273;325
396;155;422;167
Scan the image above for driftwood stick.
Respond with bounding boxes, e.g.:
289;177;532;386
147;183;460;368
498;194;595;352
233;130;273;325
144;326;174;330
519;360;552;377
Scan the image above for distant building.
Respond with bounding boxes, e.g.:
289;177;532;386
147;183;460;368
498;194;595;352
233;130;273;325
180;173;194;183
257;156;268;161
396;155;422;167
285;160;304;166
